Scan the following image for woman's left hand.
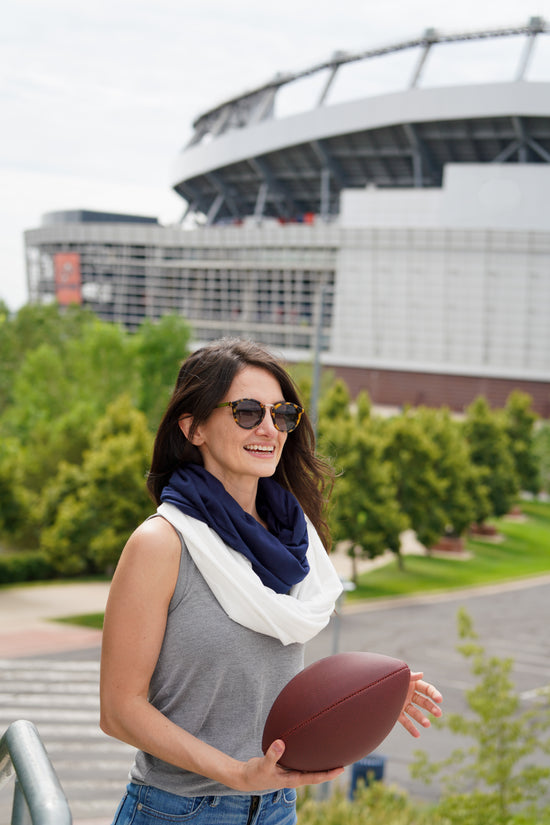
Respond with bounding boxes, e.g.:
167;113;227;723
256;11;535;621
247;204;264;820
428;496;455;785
398;671;443;737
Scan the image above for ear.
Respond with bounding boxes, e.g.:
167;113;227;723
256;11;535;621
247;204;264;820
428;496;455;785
178;415;205;446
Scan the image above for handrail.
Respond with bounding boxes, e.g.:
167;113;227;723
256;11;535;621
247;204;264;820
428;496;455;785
0;720;72;825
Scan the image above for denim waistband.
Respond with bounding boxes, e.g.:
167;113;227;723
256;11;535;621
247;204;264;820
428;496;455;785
115;782;297;825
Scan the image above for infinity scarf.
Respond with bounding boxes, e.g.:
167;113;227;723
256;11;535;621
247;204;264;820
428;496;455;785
156;502;343;645
160;465;310;594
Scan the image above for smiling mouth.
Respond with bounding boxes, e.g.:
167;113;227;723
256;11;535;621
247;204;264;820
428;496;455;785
244;445;275;455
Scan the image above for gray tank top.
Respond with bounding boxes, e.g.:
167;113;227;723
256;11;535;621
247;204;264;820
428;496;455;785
130;522;304;796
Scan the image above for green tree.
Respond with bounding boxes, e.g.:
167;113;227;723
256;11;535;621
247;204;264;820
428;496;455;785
533;421;550;494
317;378;353;439
0;318;142;538
3;342;74;440
0;303;95;413
0;306;191;558
415;407;488;538
412;609;550;825
40;395;153;575
0;437;27;540
68;319;140;408
325;406;408;581
317;385;406;578
287;363;335;422
463;397;519;522
379;411;448;561
132;314;192;429
2;317;138;441
502;391;541;495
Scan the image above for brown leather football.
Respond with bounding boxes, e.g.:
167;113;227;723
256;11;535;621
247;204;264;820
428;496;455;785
262;651;410;771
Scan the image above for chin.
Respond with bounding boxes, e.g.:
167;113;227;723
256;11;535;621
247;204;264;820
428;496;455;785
249;461;279;478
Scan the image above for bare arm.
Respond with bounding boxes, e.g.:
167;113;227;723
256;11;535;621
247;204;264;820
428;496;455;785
100;517;343;792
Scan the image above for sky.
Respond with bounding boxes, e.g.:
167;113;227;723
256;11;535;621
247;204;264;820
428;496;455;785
2;0;550;311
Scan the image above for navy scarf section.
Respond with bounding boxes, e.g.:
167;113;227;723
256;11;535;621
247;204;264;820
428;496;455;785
160;464;310;594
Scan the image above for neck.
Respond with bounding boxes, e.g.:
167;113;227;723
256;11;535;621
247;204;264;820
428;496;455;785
213;473;262;523
193;464;269;528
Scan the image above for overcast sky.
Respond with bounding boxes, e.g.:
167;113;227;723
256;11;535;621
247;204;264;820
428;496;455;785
2;0;550;311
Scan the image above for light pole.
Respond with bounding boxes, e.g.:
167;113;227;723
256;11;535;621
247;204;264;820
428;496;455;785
310;283;329;439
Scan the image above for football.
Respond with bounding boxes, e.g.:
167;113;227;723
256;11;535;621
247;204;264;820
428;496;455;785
262;651;410;771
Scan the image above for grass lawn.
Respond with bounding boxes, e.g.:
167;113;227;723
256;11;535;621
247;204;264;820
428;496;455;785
348;499;550;602
54;612;104;630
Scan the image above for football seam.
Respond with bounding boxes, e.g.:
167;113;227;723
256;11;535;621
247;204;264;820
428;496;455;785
276;664;409;742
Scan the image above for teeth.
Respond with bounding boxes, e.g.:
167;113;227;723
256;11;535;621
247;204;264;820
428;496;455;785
245;445;274;453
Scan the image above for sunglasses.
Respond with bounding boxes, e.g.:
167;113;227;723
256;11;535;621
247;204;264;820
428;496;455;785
216;398;304;433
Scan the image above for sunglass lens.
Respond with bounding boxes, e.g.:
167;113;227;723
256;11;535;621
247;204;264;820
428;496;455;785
234;400;263;429
273;403;300;432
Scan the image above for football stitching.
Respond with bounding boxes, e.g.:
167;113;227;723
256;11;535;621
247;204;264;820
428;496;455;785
278;664;409;742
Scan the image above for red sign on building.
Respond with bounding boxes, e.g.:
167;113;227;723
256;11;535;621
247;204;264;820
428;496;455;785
54;253;82;305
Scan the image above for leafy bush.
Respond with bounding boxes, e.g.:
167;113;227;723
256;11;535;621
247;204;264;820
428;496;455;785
0;551;56;584
296;782;444;825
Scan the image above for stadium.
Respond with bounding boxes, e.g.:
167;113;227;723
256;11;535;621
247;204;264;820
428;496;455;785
25;18;550;414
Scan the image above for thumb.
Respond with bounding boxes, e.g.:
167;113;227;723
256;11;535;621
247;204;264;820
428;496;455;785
265;739;285;764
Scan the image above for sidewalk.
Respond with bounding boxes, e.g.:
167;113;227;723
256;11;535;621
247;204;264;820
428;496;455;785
0;582;110;657
329;528;434;581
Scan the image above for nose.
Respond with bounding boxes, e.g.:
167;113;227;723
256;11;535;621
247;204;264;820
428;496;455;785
256;407;279;435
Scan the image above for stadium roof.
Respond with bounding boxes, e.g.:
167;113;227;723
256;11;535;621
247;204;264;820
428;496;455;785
172;19;550;224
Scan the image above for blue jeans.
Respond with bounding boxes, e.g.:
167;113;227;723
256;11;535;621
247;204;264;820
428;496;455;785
111;782;298;825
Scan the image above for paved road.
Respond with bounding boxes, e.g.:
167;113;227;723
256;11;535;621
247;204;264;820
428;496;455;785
1;576;549;824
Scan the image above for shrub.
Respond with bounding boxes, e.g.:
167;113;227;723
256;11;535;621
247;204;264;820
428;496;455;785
0;551;56;584
296;782;444;825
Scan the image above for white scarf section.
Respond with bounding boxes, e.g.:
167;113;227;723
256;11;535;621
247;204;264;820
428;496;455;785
157;501;343;646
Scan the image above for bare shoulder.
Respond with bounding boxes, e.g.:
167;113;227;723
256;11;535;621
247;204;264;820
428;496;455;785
110;516;181;602
132;515;181;548
123;516;180;560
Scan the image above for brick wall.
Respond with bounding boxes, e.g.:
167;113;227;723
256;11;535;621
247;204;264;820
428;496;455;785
332;365;550;417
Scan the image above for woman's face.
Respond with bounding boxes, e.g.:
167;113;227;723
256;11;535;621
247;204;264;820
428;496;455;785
184;365;288;496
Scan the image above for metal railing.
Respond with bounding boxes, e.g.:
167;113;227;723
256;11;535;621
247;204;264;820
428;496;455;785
0;720;72;825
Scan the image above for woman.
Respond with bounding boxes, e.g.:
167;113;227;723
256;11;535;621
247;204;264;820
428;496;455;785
100;338;442;825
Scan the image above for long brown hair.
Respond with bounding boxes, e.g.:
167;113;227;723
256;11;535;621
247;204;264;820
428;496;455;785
147;338;333;549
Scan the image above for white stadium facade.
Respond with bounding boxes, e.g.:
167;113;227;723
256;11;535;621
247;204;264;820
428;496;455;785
25;19;550;415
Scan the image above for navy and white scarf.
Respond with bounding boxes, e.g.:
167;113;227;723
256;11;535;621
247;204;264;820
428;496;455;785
160;464;310;594
157;464;343;645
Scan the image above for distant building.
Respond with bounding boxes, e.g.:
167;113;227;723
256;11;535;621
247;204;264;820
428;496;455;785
25;21;550;414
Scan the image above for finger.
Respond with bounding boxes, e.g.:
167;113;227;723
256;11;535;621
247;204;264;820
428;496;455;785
283;766;345;787
403;701;432;727
265;740;285;766
414;680;443;703
409;690;443;717
306;767;345;785
398;712;422;738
